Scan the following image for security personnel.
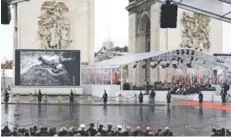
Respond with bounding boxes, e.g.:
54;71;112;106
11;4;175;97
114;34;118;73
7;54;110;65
43;94;48;104
221;91;227;105
69;90;74;104
198;91;203;105
138;91;143;104
118;94;122;104
58;94;62;104
102;90;108;104
37;89;43;104
150;89;156;103
166;91;171;105
16;93;20;103
88;94;92;103
4;90;9;103
134;94;137;103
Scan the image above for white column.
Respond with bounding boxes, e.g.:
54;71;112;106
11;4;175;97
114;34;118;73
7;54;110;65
165;29;169;81
110;67;112;85
120;65;123;90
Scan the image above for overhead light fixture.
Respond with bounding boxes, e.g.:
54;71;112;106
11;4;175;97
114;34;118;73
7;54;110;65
133;61;138;68
161;64;166;69
191;50;195;55
172;64;178;68
181;49;185;55
165;63;170;68
190;57;194;61
150;64;158;69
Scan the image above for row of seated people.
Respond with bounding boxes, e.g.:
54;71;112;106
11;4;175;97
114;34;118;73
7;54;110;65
123;81;216;92
1;124;174;136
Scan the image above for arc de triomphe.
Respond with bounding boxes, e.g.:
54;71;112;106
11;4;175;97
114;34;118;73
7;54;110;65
126;0;223;85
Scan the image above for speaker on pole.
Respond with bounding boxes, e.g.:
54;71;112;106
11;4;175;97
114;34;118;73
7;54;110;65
1;0;11;25
160;3;178;28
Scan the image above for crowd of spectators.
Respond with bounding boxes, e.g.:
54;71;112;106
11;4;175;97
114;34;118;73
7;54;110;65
124;81;215;94
1;124;174;136
2;124;231;136
211;128;231;136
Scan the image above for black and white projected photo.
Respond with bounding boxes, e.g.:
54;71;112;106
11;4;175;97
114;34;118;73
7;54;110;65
15;50;80;86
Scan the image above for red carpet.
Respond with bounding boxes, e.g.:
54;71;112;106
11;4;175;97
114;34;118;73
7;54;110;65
176;100;231;111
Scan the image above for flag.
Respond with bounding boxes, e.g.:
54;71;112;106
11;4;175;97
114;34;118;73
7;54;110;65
186;75;190;85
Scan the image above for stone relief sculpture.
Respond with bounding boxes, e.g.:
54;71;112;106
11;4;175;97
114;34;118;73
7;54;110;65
37;1;72;49
180;12;211;51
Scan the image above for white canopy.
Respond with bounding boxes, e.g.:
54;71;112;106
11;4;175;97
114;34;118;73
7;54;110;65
89;49;231;70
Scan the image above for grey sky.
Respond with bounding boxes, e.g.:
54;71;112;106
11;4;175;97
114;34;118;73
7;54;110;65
1;0;231;62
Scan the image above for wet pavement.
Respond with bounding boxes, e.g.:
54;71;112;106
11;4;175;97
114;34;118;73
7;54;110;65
1;96;231;136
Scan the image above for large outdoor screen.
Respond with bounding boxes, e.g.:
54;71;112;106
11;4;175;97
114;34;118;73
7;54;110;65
15;49;81;86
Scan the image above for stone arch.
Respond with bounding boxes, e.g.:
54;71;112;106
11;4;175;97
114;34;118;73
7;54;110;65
136;11;151;83
138;12;151;34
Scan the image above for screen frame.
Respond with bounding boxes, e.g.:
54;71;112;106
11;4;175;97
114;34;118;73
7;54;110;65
14;49;81;87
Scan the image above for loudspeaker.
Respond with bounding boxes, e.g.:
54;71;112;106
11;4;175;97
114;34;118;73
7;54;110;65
151;64;158;69
186;63;192;68
1;1;11;24
160;3;178;28
165;63;170;68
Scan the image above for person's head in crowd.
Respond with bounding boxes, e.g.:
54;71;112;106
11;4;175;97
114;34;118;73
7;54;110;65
68;127;74;133
211;128;217;136
24;131;30;136
117;125;122;131
98;124;103;130
221;128;225;136
107;124;112;130
164;127;169;131
136;126;141;131
80;124;85;130
146;126;152;132
126;127;131;132
89;123;95;129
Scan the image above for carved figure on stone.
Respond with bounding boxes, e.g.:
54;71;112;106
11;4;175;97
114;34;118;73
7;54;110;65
50;23;61;49
180;11;211;52
37;1;72;49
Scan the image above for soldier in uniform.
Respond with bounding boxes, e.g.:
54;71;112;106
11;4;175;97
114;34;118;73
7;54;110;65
69;90;74;104
138;91;143;104
102;90;108;104
166;91;171;105
198;91;203;105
